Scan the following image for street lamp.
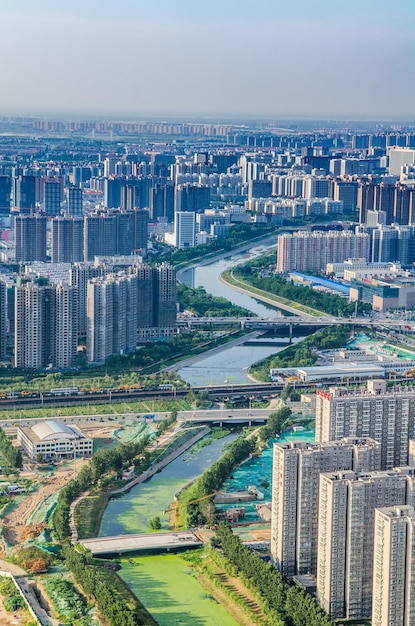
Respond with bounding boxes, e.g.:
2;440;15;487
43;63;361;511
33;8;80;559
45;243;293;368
248;395;254;418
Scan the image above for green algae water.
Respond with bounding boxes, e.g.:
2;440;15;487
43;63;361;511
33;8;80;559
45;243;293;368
120;554;239;626
99;433;239;536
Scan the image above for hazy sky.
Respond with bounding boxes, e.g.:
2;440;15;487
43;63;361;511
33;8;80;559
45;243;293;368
1;0;414;119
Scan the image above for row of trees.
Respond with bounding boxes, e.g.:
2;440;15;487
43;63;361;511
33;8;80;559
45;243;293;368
52;437;149;540
62;545;155;626
180;435;257;526
235;264;372;317
215;523;335;626
160;222;274;267
177;283;251;317
0;426;22;467
180;406;291;525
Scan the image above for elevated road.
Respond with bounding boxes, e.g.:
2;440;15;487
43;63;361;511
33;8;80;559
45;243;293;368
177;315;415;330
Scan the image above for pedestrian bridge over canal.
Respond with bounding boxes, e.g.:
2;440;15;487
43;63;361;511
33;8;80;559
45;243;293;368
80;531;203;556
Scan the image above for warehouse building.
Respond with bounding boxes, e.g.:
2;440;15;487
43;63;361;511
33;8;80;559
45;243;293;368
17;420;93;460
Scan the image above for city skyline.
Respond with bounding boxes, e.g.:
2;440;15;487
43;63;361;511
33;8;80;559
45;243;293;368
1;0;414;120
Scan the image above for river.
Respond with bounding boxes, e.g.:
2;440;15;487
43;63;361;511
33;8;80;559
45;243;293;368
178;242;305;385
100;432;239;536
178;243;280;317
102;241;309;624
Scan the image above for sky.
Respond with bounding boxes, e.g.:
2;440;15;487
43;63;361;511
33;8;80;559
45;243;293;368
0;0;414;120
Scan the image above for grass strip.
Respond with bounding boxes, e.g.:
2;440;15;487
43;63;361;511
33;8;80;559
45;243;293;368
74;493;109;540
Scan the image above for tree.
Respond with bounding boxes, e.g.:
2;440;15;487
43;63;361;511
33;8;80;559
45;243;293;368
149;516;162;530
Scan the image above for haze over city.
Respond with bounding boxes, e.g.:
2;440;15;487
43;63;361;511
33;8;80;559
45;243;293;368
1;0;415;119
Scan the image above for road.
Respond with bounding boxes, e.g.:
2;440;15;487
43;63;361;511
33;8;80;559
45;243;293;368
177;407;272;423
1;407;277;434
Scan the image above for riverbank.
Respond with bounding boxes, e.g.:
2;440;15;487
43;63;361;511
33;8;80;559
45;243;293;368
221;270;327;317
163;330;262;372
176;233;278;278
98;430;240;537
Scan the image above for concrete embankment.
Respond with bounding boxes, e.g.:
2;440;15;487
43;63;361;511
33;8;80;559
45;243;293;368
219;270;328;318
176;234;277;281
0;564;57;625
110;427;210;496
71;427;211;541
162;331;262;372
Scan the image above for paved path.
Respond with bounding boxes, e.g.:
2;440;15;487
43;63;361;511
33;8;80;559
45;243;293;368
0;559;26;576
0;559;58;625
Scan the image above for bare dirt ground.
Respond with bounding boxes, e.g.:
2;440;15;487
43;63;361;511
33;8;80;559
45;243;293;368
2;465;77;545
1;425;118;549
0;601;28;625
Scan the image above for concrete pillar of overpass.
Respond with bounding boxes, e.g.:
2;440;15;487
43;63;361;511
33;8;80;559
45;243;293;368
289;323;293;344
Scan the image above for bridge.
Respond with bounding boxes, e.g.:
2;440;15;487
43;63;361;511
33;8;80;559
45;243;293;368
177;315;415;344
177;315;415;331
80;531;203;556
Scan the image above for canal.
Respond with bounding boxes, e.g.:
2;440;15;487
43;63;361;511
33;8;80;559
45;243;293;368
113;427;315;625
178;242;306;385
100;432;239;536
102;241;313;624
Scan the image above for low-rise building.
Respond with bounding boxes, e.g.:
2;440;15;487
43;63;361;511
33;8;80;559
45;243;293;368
350;275;415;311
17;419;93;460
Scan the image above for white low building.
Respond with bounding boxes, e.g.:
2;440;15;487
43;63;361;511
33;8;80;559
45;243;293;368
17;420;93;461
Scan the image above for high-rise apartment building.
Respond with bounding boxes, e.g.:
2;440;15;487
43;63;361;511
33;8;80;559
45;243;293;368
66;186;83;216
276;230;370;273
358;182;415;225
333;180;358;212
317;468;415;620
175;183;210;213
83;210;148;261
87;277;116;364
133;209;149;252
69;263;104;338
271;438;381;577
14;175;36;212
315;380;415;469
154;263;177;330
53;283;78;369
14;215;47;263
0;176;11;215
173;211;196;248
104;177;123;208
303;176;329;199
44;180;62;216
84;212;119;260
0;281;7;361
14;280;78;369
150;183;174;221
51;216;84;263
86;263;176;362
86;272;141;364
135;264;155;329
389;148;415;176
372;505;415;626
